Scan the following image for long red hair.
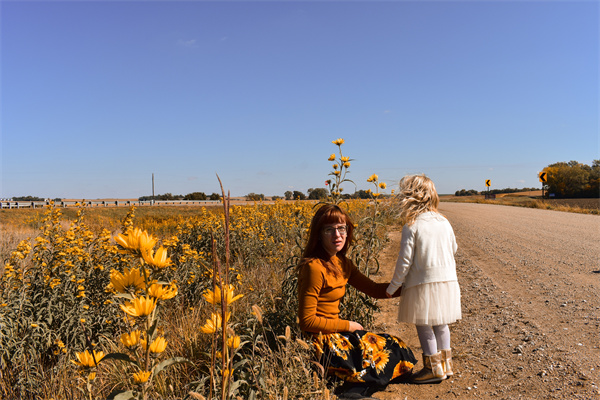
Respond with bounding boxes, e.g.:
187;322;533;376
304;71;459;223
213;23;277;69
299;204;354;277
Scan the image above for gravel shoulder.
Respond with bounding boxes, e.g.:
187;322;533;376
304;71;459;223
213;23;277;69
369;202;600;400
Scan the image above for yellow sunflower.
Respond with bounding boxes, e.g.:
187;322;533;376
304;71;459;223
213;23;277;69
361;332;386;352
110;267;145;293
372;350;390;374
71;350;104;368
392;360;415;379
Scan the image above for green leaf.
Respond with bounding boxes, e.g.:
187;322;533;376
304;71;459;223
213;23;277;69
102;352;138;366
114;293;134;300
152;357;190;376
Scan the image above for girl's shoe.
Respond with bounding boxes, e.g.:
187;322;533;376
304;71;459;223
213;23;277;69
411;352;447;384
441;348;454;377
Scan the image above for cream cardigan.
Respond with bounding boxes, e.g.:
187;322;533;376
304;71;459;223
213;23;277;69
386;211;458;295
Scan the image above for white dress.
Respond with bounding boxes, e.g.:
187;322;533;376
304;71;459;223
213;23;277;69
398;281;461;326
387;211;462;326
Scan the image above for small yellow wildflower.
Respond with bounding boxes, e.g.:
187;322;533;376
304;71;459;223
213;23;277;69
367;174;379;182
120;330;141;348
328;153;336;161
148;336;168;354
120;296;156;317
379;182;387;189
132;370;151;384
203;284;243;306
110;267;145;293
71;350;104;368
200;312;231;334
227;335;241;349
147;282;178;300
332;138;345;146
114;228;157;255
142;246;172;269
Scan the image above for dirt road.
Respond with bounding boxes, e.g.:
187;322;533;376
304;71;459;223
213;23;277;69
370;202;600;400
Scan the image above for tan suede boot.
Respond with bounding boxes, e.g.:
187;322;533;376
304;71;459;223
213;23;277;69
411;352;447;384
441;349;454;377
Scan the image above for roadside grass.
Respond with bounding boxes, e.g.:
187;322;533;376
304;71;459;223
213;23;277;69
441;194;599;215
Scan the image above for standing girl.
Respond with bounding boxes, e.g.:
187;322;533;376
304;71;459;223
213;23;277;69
386;175;461;384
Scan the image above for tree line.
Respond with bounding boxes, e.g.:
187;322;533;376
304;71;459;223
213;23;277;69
454;160;599;198
246;188;387;201
139;192;221;201
454;187;539;196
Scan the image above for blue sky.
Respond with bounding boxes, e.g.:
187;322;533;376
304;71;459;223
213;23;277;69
1;0;598;199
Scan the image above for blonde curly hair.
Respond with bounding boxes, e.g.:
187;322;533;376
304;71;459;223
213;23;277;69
396;174;439;225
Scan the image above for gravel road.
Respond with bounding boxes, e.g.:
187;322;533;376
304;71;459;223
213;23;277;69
370;202;600;400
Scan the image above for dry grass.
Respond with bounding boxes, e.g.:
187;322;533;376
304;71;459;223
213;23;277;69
441;193;599;214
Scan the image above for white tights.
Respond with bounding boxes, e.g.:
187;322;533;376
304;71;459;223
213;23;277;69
416;324;451;356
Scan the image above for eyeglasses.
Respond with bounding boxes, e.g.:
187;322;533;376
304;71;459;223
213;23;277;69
322;225;348;236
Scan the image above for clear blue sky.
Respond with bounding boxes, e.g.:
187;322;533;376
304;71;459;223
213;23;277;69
1;0;598;199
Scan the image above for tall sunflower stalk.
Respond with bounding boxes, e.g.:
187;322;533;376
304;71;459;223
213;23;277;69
362;174;387;274
70;207;187;400
326;138;355;204
199;176;244;399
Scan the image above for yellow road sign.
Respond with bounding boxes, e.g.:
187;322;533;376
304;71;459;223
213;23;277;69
485;179;491;187
538;171;547;183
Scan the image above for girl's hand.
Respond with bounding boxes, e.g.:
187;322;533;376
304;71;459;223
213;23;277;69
385;292;393;298
348;321;364;332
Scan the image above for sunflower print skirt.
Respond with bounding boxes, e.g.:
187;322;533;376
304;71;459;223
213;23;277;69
309;330;417;385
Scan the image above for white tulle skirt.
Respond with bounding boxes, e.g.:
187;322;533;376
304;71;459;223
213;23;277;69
397;281;462;326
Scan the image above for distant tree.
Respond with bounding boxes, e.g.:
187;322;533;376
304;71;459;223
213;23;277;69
284;191;293;200
307;188;328;200
271;195;282;201
184;192;207;200
13;196;45;201
139;193;183;201
488;188;537;195
245;193;265;201
209;193;221;201
292;191;306;200
545;160;599;198
454;189;479;196
351;190;372;199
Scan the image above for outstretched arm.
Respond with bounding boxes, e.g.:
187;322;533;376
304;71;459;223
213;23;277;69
386;224;415;296
347;260;402;299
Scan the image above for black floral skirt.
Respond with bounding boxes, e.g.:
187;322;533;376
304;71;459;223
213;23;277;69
308;330;417;385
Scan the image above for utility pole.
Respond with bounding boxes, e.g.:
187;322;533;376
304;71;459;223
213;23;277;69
152;173;155;204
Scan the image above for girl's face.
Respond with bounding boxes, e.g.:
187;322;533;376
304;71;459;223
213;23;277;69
320;222;347;257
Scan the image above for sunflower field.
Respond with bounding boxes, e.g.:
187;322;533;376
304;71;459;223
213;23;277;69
0;140;397;400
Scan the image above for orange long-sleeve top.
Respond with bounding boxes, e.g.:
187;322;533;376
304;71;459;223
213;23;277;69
298;255;390;334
